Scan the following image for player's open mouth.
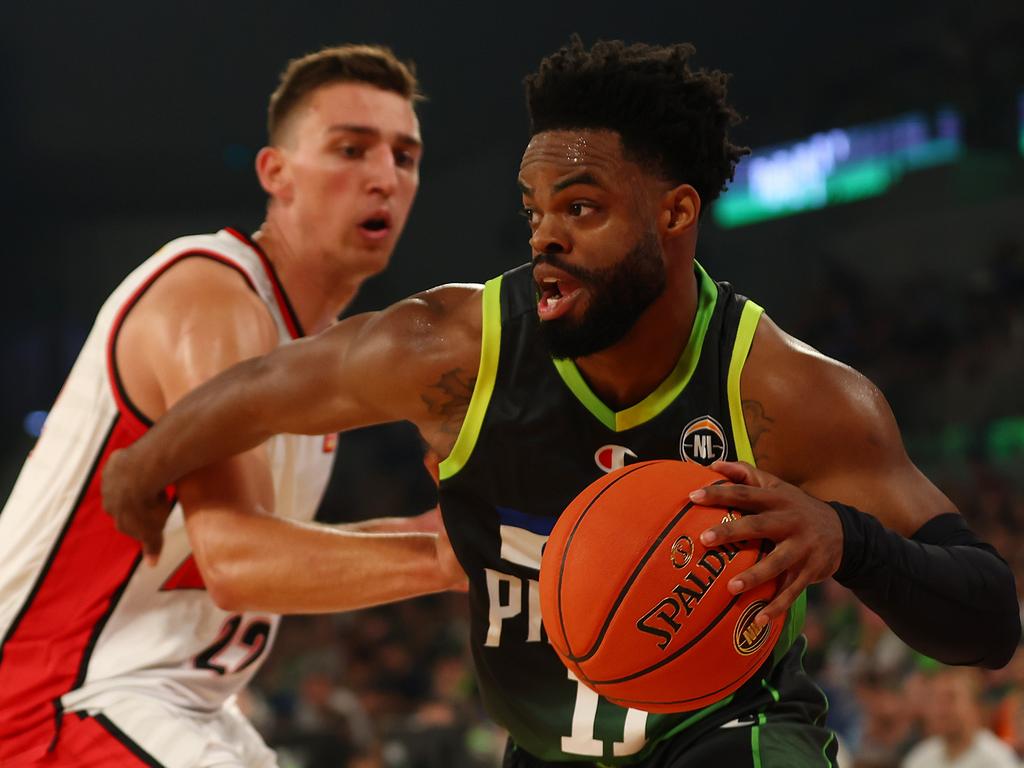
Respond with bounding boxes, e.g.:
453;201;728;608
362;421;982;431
536;275;583;321
358;215;392;241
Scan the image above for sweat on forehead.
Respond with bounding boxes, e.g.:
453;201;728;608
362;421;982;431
520;130;627;171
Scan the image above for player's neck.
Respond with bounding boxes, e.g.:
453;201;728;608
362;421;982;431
251;223;361;335
573;263;698;411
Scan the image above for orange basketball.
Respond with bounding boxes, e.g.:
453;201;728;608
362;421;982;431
539;460;784;713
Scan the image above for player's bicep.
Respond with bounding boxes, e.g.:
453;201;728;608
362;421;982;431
744;317;955;536
792;368;956;536
118;258;279;414
155;295;278;407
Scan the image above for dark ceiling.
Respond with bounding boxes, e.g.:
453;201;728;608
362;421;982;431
1;0;1021;459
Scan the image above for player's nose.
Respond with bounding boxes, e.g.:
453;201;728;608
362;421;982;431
529;214;571;256
365;147;398;198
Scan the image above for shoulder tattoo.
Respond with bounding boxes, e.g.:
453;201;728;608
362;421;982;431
741;399;774;463
421;368;477;437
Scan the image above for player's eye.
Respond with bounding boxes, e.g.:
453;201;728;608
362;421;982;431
568;202;594;216
338;144;365;159
519;208;538;226
394;150;417;169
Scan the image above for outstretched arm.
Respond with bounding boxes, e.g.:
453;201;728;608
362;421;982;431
103;282;483;559
110;307;414;494
178;456;459;613
112;260;468;610
693;315;1020;668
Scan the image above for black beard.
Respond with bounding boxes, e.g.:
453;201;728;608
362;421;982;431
539;230;666;360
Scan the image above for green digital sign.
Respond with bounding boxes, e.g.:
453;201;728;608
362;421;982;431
714;110;963;228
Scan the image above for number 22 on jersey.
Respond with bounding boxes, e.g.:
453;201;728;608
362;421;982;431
194;615;272;676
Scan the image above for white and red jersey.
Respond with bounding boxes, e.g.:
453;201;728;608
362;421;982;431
0;228;335;763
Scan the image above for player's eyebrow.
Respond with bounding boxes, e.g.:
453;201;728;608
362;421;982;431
517;179;533;196
552;172;602;194
327;124;422;148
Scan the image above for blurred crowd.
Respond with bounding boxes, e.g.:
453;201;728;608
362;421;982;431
242;597;505;768
798;237;1024;767
246;238;1024;768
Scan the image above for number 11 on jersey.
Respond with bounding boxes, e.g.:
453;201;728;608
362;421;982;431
562;670;648;758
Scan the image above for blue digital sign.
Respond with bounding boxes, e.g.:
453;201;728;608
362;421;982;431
714;109;963;228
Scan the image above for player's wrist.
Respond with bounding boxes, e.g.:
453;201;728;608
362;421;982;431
122;443;161;499
828;500;866;584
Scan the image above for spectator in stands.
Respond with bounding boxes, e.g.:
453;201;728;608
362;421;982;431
902;666;1019;768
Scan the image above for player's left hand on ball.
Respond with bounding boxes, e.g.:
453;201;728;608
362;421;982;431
690;460;843;627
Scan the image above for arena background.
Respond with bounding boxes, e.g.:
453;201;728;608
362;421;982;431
2;1;1023;766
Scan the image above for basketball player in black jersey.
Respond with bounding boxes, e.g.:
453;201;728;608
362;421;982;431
103;38;1020;767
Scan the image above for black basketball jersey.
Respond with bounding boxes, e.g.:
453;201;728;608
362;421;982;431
437;262;806;764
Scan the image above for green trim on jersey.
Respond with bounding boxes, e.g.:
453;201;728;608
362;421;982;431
752;712;767;768
774;591;808;665
727;300;764;465
653;692;736;746
822;733;837;766
761;678;781;703
550;263;719;432
725;299;809;667
438;277;503;481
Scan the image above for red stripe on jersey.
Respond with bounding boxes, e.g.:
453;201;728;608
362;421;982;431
39;711;164;767
105;250;260;430
160;555;206;591
224;228;305;339
0;417;149;764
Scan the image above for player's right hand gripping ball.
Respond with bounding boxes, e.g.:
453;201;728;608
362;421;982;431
539;460;785;712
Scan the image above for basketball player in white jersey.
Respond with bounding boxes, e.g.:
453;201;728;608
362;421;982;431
0;45;461;767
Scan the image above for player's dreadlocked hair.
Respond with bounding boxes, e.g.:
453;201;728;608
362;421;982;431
525;37;748;207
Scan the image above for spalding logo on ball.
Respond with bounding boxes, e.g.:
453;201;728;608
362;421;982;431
539;460;785;713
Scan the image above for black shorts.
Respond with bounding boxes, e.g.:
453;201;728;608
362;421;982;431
503;636;838;768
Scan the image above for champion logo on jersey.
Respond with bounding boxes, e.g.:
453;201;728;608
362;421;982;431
679;415;728;466
322;433;338;453
594;444;639;473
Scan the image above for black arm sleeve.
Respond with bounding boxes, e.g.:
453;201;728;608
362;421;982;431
830;505;1021;668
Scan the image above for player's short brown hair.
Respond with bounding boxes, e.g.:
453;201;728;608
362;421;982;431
268;44;421;144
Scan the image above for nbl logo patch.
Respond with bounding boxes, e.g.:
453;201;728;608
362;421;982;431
734;601;771;655
679;415;727;466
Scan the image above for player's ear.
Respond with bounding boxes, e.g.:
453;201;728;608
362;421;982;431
255;146;292;202
659;184;700;239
